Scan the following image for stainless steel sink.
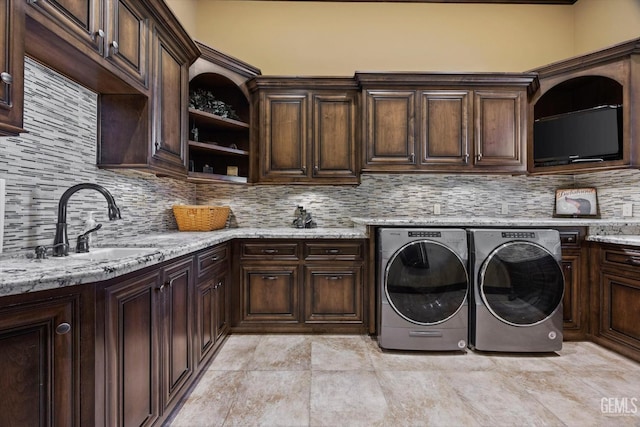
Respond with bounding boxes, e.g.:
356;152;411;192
67;247;158;261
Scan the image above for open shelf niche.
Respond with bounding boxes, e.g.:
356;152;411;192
188;42;261;183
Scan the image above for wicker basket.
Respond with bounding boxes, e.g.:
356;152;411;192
172;205;230;231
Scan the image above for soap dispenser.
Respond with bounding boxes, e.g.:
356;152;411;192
83;212;97;246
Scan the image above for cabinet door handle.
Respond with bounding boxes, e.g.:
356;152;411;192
476;153;483;161
301;165;307;174
626;256;640;266
157;283;166;292
325;249;340;254
409;153;415;162
94;29;105;41
463;153;469;164
262;249;278;254
56;322;71;335
326;276;343;280
0;72;12;85
262;276;278;280
111;40;119;53
313;165;318;176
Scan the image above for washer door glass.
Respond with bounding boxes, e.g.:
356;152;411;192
479;241;564;326
385;241;468;325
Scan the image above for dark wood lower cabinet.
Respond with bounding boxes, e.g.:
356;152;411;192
559;228;589;340
241;265;300;323
304;265;363;323
591;243;640;363
104;271;162;427
99;245;227;427
160;258;194;411
0;289;84;427
234;239;367;332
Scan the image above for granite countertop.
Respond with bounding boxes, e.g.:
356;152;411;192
586;235;640;246
0;227;365;298
351;216;640;227
4;218;640;299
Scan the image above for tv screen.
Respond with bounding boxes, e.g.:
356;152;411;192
534;105;622;166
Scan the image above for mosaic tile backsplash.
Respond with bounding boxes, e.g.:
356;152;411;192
0;58;194;253
2;58;640;254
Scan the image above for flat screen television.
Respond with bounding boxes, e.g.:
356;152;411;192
533;105;623;167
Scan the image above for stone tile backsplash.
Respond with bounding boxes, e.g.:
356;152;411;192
0;58;194;253
1;58;640;254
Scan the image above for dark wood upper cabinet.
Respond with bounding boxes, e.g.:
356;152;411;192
248;77;359;184
528;37;640;175
0;0;25;136
357;72;536;174
365;90;416;168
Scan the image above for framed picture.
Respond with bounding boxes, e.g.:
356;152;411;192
554;187;600;218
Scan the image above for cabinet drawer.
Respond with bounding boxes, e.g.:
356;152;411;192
240;242;299;260
559;231;581;248
601;247;640;270
303;241;364;261
196;245;228;279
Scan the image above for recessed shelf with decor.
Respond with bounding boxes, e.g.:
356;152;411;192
187;42;260;183
528;37;640;175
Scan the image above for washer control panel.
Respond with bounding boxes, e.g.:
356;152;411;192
502;231;536;239
408;231;442;238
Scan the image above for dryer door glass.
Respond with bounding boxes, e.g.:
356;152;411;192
479;242;564;326
385;241;468;325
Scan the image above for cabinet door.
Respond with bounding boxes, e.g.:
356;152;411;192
561;250;583;333
0;0;24;135
312;93;358;180
105;0;149;87
261;93;308;179
150;24;188;176
161;258;194;410
214;268;229;341
0;295;80;427
196;276;216;364
241;265;299;322
25;0;102;53
105;271;161;427
419;91;470;167
598;272;640;351
363;90;416;169
473;90;525;170
303;265;363;323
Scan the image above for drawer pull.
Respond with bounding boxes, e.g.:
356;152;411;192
211;255;220;261
325;249;340;254
262;276;278;280
625;256;640;266
262;249;279;254
326;276;343;280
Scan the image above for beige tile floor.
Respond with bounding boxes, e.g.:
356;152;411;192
168;334;640;427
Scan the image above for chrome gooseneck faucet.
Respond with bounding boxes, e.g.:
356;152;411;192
52;183;121;257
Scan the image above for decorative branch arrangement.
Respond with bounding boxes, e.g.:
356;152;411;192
189;89;240;120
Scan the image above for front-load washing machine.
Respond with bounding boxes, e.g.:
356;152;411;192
378;228;469;351
468;229;564;352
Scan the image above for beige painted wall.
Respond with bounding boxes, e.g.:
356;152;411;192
573;0;640;55
165;0;640;75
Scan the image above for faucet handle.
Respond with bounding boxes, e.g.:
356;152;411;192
35;242;69;259
76;224;102;253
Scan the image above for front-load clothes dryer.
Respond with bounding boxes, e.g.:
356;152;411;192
468;229;564;352
378;228;469;351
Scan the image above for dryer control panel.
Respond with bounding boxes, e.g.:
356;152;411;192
501;231;536;239
408;231;442;238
